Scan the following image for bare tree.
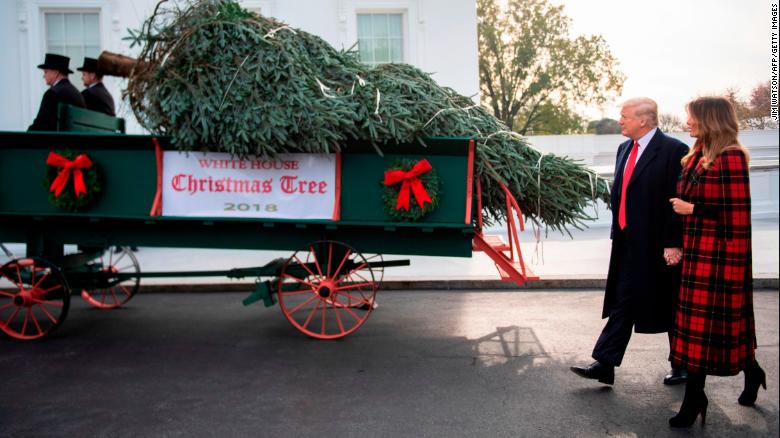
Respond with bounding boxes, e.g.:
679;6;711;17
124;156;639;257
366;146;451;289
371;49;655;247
723;83;778;130
658;113;684;133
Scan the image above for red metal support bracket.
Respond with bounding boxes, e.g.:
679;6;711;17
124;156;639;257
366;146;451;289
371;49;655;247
472;178;538;286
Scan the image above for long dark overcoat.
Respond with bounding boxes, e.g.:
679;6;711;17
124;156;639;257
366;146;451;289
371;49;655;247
670;147;755;375
603;129;688;333
28;79;86;131
82;82;116;116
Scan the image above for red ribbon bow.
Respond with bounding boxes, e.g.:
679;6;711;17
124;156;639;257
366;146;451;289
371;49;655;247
46;152;93;198
383;159;433;211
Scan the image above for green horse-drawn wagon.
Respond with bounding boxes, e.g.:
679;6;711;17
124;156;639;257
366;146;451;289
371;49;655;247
0;106;536;340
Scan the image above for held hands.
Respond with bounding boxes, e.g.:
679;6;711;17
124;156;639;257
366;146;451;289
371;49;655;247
669;198;694;215
664;247;682;266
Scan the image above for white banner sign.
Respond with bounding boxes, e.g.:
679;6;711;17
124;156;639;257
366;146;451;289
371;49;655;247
162;152;338;219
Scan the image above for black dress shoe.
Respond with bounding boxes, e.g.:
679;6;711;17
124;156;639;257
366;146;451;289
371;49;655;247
664;368;688;385
570;361;615;385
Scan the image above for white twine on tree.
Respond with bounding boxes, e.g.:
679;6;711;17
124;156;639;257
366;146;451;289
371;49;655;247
219;54;252;111
587;171;599;219
349;74;366;95
315;77;337;98
480;130;542;155
530;220;545;265
264;25;297;39
536;153;544;224
374;88;382;120
421;104;480;130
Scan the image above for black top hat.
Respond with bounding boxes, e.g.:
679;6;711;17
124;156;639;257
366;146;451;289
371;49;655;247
37;53;73;74
77;57;99;74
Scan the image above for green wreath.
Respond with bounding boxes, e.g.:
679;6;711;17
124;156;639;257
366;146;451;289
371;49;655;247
43;150;102;212
381;159;441;221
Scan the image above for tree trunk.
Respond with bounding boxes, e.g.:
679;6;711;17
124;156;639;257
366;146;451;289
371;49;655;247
97;51;142;78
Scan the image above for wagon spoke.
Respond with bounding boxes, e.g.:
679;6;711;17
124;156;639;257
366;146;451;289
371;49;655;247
4;306;21;327
30;298;64;308
0;290;15;298
331;248;352;279
335;282;375;292
36;303;59;324
29;307;44;336
331;299;346;334
0;302;15;311
13;263;23;287
119;285;133;297
309;245;324;278
280;273;317;289
335;291;372;307
21;307;31;336
31;271;52;290
301;300;321;330
289;294;319;316
326;242;333;278
333;261;370;285
292;255;319;279
320;302;326;335
339;304;362;323
111;250;128;266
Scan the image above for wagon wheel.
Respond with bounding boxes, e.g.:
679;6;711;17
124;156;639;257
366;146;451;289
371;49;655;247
277;240;378;339
359;253;384;310
0;257;70;340
81;246;140;309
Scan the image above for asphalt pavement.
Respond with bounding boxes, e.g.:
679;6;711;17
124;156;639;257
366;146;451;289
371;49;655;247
1;290;777;437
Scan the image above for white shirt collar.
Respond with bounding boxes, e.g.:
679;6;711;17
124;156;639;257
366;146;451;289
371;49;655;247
635;127;657;149
52;78;64;87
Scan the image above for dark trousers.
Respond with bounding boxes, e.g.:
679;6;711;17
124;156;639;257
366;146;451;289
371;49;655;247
592;235;634;366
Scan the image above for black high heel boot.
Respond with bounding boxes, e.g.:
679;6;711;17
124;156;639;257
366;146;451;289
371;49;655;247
670;372;708;428
738;362;767;406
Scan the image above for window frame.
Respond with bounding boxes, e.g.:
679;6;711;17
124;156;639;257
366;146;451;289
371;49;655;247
41;8;102;82
356;11;406;67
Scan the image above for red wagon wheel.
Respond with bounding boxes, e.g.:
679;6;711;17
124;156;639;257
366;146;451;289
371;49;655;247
0;258;70;340
81;246;140;309
277;241;378;339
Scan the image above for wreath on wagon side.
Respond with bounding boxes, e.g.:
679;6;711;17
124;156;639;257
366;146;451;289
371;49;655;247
381;158;440;221
43;150;102;212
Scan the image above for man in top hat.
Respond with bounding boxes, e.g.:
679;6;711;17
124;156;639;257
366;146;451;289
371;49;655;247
78;57;115;116
28;53;86;131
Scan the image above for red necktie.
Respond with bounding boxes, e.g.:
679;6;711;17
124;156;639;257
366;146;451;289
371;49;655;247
618;141;640;230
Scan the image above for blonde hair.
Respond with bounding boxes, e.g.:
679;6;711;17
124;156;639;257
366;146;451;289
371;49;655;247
622;97;658;126
681;96;749;169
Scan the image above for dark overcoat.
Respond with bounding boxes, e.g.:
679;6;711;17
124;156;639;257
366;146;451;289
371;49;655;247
28;79;86;131
670;147;755;376
602;129;689;333
82;82;115;116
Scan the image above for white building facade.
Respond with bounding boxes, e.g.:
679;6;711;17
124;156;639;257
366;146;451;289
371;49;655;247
0;0;479;132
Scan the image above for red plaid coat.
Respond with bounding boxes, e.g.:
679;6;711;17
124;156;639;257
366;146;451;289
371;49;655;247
669;147;756;376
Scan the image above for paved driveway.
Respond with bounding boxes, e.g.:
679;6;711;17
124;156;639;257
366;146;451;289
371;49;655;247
1;290;777;437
